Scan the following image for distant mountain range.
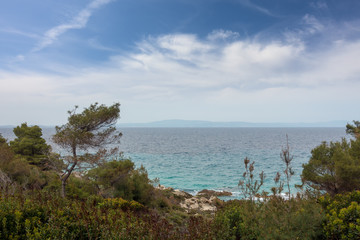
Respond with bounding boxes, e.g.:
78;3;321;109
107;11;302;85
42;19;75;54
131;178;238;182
0;120;349;129
117;119;348;128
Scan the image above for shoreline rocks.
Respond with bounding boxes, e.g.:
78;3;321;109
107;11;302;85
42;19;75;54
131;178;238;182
173;189;193;198
197;189;232;198
156;185;229;212
180;195;219;212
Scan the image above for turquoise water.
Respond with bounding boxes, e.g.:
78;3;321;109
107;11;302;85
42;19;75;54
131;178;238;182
119;127;347;196
0;127;347;196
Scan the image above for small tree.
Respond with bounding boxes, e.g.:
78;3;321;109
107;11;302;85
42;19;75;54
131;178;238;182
280;135;294;199
10;123;51;157
9;123;51;169
238;157;265;201
302;138;360;195
52;103;122;198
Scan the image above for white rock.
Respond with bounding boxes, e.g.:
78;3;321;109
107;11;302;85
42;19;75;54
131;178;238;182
180;197;217;212
173;189;188;197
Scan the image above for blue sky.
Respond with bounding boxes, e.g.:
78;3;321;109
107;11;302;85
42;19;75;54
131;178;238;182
1;0;360;125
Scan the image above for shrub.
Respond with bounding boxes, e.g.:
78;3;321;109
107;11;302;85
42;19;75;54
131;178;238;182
320;190;360;239
87;159;154;205
97;198;144;211
214;196;325;240
214;200;260;240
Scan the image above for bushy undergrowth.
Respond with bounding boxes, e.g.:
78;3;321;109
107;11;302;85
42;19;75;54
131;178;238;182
3;190;360;239
0;191;211;239
319;190;360;240
214;195;325;240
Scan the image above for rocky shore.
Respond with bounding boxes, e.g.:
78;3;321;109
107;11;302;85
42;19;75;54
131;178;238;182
156;185;231;212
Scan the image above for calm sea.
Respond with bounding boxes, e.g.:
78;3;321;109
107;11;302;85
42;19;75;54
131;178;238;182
0;127;347;197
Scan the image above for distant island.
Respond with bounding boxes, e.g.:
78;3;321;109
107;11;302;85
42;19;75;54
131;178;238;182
117;119;348;128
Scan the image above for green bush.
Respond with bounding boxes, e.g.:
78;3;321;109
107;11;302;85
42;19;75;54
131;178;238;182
320;190;360;239
260;196;325;240
214;196;325;240
97;197;144;211
87;159;154;205
214;200;260;240
0;195;48;239
0;191;211;239
64;175;98;200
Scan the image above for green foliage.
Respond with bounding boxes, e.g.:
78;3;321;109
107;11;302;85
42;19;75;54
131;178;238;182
1;156;61;191
87;158;154;205
0;191;214;239
64;175;97;200
10;123;50;159
52;103;122;198
320;191;360;239
346;120;360;139
0;127;60;191
53;103;121;152
0;136;14;164
0;132;61;192
302;138;360;195
214;200;259;240
97;198;144;211
0;134;7;145
0;194;48;239
214;196;325;240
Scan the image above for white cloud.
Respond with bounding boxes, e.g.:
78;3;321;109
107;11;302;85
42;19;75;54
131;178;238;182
155;34;213;60
33;0;113;52
1;22;360;124
207;30;240;41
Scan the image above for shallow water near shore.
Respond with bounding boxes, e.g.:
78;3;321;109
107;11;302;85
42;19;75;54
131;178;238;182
0;127;347;198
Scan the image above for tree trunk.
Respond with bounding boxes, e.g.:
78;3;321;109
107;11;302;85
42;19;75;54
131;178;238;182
60;160;77;198
61;179;66;198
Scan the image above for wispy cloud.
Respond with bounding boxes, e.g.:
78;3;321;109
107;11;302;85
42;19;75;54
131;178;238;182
88;38;120;52
33;0;113;52
236;0;276;17
0;28;40;39
283;14;325;44
302;14;324;33
310;1;328;10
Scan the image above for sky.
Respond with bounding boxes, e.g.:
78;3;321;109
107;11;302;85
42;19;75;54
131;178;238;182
1;0;360;125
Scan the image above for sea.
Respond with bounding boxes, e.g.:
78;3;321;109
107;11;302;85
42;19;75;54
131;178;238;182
0;127;348;198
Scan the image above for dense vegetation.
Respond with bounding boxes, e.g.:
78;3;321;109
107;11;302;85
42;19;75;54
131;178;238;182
0;104;359;239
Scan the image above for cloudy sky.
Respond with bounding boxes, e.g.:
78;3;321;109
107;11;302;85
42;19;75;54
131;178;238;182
1;0;360;125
